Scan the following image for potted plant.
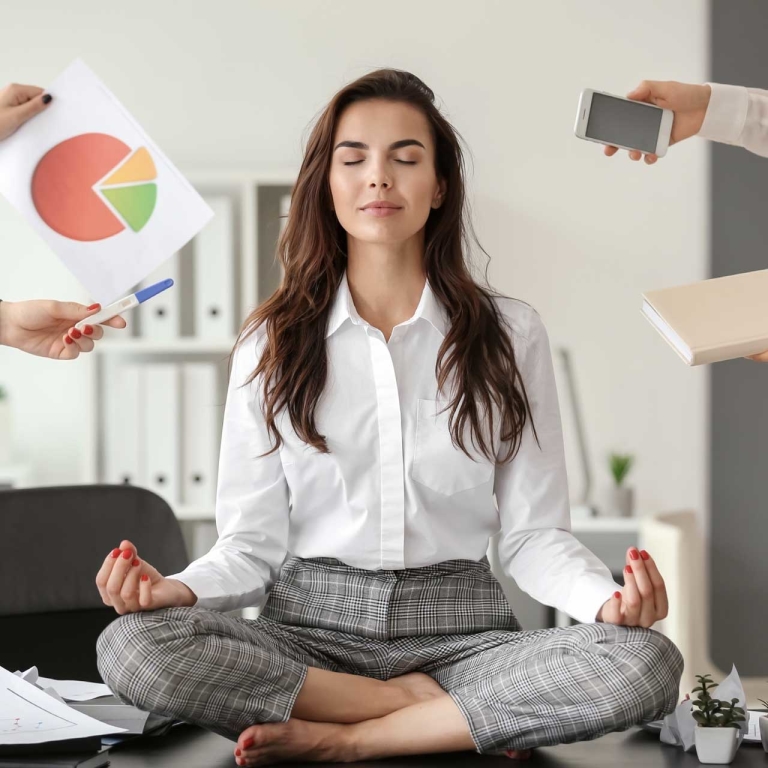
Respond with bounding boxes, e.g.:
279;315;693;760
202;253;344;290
692;673;746;764
757;694;768;752
606;452;634;517
0;385;10;465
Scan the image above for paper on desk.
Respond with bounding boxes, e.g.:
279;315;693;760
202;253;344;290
1;665;126;744
14;667;113;702
0;58;214;305
660;665;748;751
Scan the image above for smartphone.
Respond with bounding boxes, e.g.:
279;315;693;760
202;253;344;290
574;88;674;157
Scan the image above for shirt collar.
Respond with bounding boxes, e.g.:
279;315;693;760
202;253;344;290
325;270;449;340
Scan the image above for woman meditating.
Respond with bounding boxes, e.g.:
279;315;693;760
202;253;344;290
95;68;683;766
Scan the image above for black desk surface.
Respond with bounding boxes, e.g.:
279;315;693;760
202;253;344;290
107;723;768;767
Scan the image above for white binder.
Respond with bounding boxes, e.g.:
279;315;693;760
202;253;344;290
137;252;180;339
105;363;145;487
181;363;220;507
143;363;180;506
194;195;234;338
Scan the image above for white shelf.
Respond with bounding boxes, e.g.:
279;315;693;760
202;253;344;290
95;338;237;355
175;504;216;521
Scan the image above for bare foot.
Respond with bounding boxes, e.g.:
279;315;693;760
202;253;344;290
234;718;352;766
386;671;447;705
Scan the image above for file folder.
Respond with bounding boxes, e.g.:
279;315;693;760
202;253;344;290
104;363;144;487
143;364;180;506
181;363;220;507
137;253;180;339
194;195;234;338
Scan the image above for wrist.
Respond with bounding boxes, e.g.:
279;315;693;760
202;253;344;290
0;300;14;348
168;578;198;607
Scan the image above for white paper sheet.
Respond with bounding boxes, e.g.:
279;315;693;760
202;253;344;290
1;666;126;744
0;58;214;305
16;668;113;702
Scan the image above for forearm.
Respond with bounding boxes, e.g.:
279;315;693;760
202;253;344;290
0;299;12;347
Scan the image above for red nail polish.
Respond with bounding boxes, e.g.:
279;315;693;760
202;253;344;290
132;558;140;567
235;749;241;756
65;336;73;344
614;591;621;599
625;565;633;574
243;737;254;749
630;549;639;560
71;329;82;339
87;303;101;311
141;574;149;582
110;548;120;558
640;550;650;560
84;325;93;335
121;549;133;560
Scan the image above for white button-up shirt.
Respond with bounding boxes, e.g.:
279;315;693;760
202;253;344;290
168;271;620;623
699;83;768;158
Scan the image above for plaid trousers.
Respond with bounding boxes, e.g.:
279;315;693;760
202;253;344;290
96;555;684;754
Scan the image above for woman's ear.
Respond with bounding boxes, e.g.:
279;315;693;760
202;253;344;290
432;179;447;208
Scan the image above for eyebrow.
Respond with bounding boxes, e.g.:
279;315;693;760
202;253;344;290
333;139;426;152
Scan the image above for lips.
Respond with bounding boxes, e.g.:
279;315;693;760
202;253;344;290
361;202;402;210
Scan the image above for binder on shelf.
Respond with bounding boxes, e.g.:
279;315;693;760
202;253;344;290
194;194;234;338
181;363;219;507
137;253;180;339
104;363;144;487
143;364;180;506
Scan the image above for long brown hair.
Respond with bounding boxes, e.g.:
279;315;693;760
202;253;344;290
235;68;538;466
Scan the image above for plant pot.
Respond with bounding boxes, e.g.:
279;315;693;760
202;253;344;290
694;725;740;764
0;400;11;465
760;715;768;752
605;484;634;517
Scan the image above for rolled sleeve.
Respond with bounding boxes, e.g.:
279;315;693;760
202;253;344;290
494;307;620;624
166;329;290;613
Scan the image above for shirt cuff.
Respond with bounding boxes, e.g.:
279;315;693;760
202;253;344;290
563;572;622;624
165;570;254;613
698;82;750;146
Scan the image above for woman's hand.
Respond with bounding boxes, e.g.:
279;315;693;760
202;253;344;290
0;300;127;359
0;83;52;141
95;539;198;615
596;547;668;628
603;81;712;165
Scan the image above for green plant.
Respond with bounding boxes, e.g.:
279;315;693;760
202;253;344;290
609;453;634;486
0;385;7;401
691;674;746;728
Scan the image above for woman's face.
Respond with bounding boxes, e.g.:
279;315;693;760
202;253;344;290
329;99;445;246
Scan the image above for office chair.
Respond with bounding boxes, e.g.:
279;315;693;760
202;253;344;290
0;484;189;682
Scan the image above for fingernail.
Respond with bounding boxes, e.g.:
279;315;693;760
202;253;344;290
84;325;93;335
132;558;140;567
87;303;100;311
235;749;241;756
243;737;254;749
625;565;633;574
121;549;133;560
614;591;621;599
71;329;82;339
110;548;120;558
630;549;639;560
640;550;650;560
42;93;52;104
141;574;149;582
65;336;73;345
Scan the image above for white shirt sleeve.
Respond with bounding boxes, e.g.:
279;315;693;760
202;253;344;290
698;82;768;158
165;331;291;613
494;307;620;624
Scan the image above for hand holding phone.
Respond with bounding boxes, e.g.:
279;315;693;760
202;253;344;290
575;81;712;164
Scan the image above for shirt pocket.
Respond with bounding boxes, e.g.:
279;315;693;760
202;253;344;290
411;398;494;496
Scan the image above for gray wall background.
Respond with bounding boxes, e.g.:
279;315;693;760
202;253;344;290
710;0;768;675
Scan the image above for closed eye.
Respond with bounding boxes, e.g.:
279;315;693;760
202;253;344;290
343;160;416;166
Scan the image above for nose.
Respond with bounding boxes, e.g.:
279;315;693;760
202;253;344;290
368;159;392;189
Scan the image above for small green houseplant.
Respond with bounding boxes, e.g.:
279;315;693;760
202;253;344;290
692;674;746;764
606;452;634;517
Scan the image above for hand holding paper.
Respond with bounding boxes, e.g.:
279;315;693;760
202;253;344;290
0;82;52;141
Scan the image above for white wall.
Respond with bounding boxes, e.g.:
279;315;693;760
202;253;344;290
0;0;708;522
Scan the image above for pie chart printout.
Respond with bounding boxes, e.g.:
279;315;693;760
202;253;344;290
31;133;158;242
